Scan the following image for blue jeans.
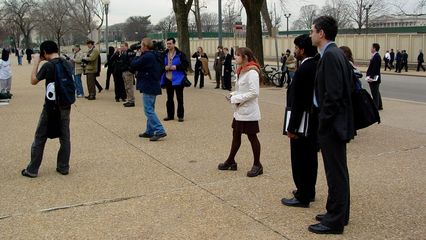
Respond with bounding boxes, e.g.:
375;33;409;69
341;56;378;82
74;74;84;96
142;93;165;135
17;56;22;65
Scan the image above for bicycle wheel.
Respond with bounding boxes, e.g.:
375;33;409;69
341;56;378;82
272;72;284;87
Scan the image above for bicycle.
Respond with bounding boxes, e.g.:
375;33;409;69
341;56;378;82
261;64;284;87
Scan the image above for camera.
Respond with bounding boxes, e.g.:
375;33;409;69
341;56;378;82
81;59;89;68
130;42;141;51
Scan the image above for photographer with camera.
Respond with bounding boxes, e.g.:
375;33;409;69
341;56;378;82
114;42;136;107
82;40;101;100
131;38;167;141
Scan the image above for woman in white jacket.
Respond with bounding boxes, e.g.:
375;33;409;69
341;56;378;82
218;47;263;177
0;49;12;95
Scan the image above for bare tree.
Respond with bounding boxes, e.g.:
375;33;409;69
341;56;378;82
200;12;218;32
222;0;242;32
261;0;273;36
155;13;177;39
320;0;352;28
190;0;206;39
241;0;264;66
172;0;194;71
38;0;71;53
64;0;105;40
292;4;319;30
123;16;152;41
393;0;426;16
0;0;39;48
348;0;386;33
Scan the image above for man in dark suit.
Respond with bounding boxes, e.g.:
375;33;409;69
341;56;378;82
389;48;395;69
401;50;408;72
366;43;383;110
281;34;319;208
309;16;355;235
223;47;233;91
395;49;402;73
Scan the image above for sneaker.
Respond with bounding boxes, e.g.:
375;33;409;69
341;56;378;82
21;169;37;178
123;102;135;107
138;132;153;138
150;133;167;141
77;95;84;98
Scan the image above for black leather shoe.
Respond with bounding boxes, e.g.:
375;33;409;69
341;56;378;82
56;168;69;175
247;165;263;177
115;99;120;102
281;197;309;208
308;223;343;234
85;96;96;100
178;118;184;122
315;214;348;226
123;102;135;107
163;117;174;121
218;161;237;171
138;132;152;138
292;190;315;202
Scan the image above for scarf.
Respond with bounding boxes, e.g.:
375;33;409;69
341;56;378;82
236;61;261;78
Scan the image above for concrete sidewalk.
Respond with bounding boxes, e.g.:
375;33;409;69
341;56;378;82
0;60;425;239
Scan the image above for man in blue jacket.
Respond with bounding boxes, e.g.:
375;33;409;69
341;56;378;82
131;38;167;141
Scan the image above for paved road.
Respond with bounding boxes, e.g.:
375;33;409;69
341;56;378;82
380;73;426;103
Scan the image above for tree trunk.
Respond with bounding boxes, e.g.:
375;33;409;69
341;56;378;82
261;0;273;37
172;0;194;72
194;0;203;39
241;0;265;66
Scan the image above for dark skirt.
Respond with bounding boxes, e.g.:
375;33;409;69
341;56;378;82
232;118;260;134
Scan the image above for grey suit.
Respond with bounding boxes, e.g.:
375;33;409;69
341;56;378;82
314;43;355;229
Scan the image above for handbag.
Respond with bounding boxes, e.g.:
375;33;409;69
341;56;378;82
183;76;192;87
352;74;381;130
283;107;309;137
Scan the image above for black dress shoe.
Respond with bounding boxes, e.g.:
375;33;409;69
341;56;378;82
292;190;315;202
86;96;96;100
115;99;120;102
138;132;152;138
218;161;237;171
56;168;69;175
316;214;348;226
123;102;135;107
281;197;309;208
98;87;103;93
247;164;263;177
163;117;174;121
178;118;184;122
308;223;343;234
150;132;167;141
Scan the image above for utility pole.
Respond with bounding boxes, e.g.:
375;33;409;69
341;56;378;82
363;4;373;34
284;13;291;37
274;3;279;69
218;0;222;46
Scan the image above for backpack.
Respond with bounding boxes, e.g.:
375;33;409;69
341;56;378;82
54;60;76;107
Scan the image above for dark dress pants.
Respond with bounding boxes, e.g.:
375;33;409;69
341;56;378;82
215;67;222;88
165;80;184;119
223;72;231;90
113;71;127;101
194;65;204;88
86;73;97;97
290;134;318;203
106;67;114;89
368;81;383;109
318;131;350;229
27;106;71;174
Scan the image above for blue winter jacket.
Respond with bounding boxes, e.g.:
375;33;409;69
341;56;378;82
160;47;189;88
131;50;162;95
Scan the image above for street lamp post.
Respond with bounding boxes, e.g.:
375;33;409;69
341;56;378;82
218;0;222;46
101;0;110;52
284;13;291;37
363;4;372;34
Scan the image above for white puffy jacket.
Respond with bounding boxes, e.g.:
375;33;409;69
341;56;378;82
230;69;261;121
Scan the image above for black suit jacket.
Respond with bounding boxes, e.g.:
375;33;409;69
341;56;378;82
314;43;355;142
286;56;319;136
366;52;381;83
418;52;424;63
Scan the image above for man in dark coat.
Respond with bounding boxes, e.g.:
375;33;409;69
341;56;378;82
389;48;395;69
223;47;233;91
309;15;355;235
395;49;402;73
417;49;425;71
401;50;408;72
281;34;319;209
366;43;383;110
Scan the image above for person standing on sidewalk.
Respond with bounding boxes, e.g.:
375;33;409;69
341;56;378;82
118;42;136;107
367;43;383;111
21;40;73;178
389;48;395;70
70;45;85;98
218;47;263;178
132;38;167;141
223;47;233;91
104;46;115;90
309;15;355;235
82;40;100;100
281;34;319;209
0;48;13;97
192;46;208;89
384;50;391;71
417;49;425;71
401;50;408;72
160;37;189;122
395;49;402;73
213;46;225;89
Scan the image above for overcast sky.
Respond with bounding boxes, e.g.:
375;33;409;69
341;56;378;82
107;0;327;28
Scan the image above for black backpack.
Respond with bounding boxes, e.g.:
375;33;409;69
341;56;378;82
54;59;76;107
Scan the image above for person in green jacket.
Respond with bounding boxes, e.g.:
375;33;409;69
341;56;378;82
83;40;100;100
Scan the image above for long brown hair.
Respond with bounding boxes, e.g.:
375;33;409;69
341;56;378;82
339;46;354;63
235;47;264;85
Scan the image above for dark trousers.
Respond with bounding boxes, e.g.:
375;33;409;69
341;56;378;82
384;60;390;71
165;80;184;119
113;71;127;100
105;67;114;89
215;67;222;88
368;81;383;109
417;62;425;71
194;65;204;88
26;107;71;174
318;132;350;229
86;73;97;97
223;71;232;90
395;61;401;72
290;135;318;203
95;79;103;92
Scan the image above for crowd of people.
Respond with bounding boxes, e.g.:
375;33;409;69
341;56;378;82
6;12;422;236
